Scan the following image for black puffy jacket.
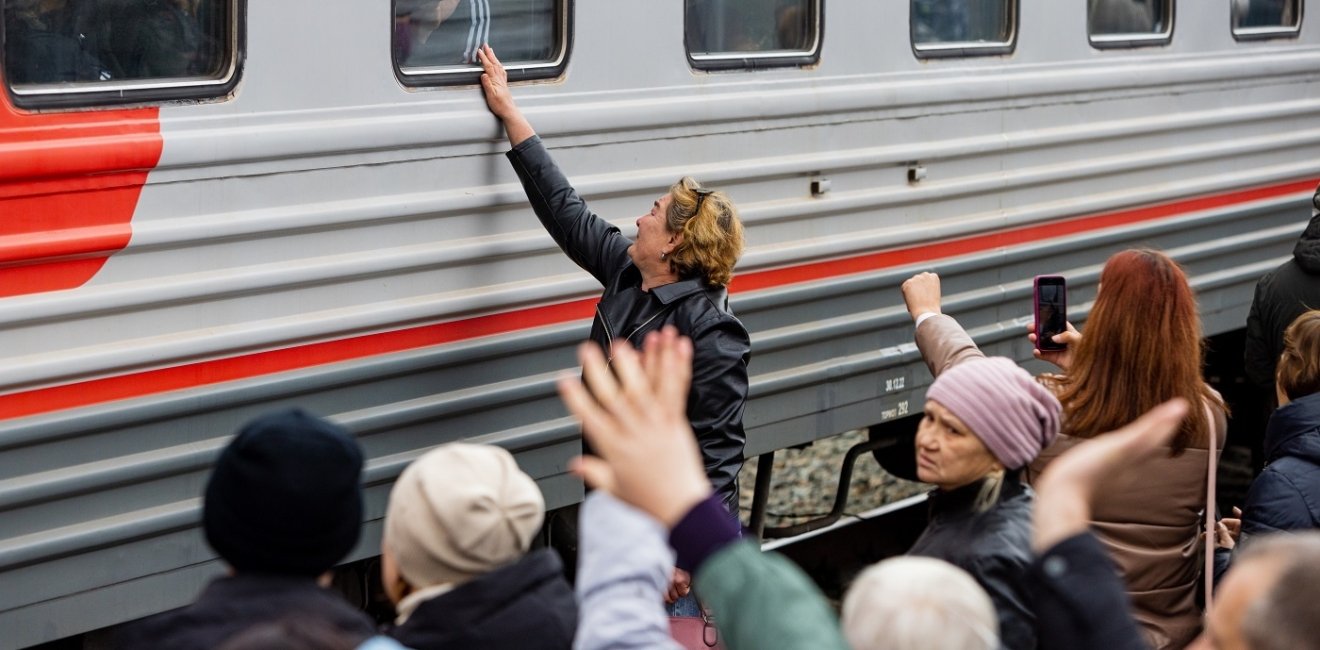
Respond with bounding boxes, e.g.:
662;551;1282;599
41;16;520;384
1244;188;1320;390
507;136;751;511
388;549;577;650
908;472;1038;650
1241;392;1320;540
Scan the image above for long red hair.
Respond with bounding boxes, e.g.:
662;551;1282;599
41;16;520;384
1055;249;1224;454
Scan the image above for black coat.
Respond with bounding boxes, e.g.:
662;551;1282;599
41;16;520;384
507;135;751;510
1027;533;1146;650
908;473;1038;650
114;574;376;649
1242;392;1320;539
1245;195;1320;390
388;549;577;650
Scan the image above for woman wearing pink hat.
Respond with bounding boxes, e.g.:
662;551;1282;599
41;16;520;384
903;249;1228;650
903;355;1062;650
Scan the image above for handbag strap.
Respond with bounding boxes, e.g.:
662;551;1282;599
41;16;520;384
1204;403;1218;614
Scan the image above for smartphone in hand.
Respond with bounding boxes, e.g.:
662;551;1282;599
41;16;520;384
1034;276;1067;352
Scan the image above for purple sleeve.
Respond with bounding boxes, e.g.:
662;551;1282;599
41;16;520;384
668;494;743;573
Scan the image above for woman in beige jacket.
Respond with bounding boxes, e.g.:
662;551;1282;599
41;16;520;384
902;249;1226;650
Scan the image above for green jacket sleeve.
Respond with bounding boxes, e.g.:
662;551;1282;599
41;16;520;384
694;541;849;650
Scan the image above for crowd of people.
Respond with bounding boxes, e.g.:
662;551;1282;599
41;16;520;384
108;45;1320;650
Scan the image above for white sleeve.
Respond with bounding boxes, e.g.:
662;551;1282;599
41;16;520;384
573;493;684;650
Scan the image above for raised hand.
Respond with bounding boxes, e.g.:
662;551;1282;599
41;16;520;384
476;44;535;146
901;272;943;322
560;326;712;528
1027;321;1082;371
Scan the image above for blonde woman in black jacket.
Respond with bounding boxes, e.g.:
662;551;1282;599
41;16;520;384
476;45;751;517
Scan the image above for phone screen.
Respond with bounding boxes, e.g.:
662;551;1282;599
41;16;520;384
1035;276;1067;351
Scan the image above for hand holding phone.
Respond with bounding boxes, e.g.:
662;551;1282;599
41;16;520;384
1034;276;1067;352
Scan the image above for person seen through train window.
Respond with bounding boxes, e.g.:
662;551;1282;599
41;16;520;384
379;443;576;650
111;0;207;79
1089;0;1160;34
902;248;1229;650
3;0;112;84
476;43;751;610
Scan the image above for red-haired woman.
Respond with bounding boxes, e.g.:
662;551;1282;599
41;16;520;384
902;248;1227;650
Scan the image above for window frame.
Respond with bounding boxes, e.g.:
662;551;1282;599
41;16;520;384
393;0;572;88
1231;0;1303;41
1088;0;1175;49
685;0;825;72
910;0;1019;59
4;0;245;110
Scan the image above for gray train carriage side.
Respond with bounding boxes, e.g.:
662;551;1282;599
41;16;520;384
1;1;1317;647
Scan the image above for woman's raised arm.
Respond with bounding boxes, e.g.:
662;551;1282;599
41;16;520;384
477;45;536;147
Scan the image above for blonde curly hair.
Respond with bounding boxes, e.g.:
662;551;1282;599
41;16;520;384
664;177;744;287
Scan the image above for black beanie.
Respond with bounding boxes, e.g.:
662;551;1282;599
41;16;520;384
203;408;364;576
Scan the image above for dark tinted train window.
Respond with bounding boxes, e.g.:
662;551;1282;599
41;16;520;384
394;0;569;86
1089;0;1173;47
912;0;1016;57
1232;0;1301;39
3;0;239;107
685;0;822;70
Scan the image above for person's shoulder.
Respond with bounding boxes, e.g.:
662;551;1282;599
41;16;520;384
686;289;748;334
113;603;227;650
1256;258;1307;295
1261;455;1320;486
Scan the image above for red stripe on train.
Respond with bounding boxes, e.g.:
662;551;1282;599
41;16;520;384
0;79;164;298
0;178;1314;421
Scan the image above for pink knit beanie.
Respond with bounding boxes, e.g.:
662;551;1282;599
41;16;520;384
925;357;1061;470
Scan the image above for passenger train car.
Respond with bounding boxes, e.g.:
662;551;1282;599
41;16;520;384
2;0;1316;646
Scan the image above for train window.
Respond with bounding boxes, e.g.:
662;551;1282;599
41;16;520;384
911;0;1017;58
394;0;569;86
1232;0;1302;39
685;0;822;71
3;0;240;108
1088;0;1174;47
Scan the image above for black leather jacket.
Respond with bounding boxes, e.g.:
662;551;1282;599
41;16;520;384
908;472;1038;650
507;136;751;511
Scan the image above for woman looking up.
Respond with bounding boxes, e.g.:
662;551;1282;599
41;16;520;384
475;44;750;517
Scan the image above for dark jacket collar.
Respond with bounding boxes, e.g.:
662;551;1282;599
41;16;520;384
927;469;1027;516
650;276;715;305
1265;392;1320;465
